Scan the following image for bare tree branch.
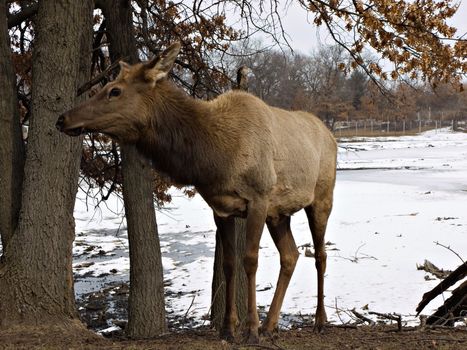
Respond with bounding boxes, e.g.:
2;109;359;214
7;3;38;28
77;58;127;96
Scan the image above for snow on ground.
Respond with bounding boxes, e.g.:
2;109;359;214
73;128;467;327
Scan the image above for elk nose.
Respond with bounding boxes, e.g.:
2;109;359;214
56;114;65;131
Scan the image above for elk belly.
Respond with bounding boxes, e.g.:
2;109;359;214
205;194;248;218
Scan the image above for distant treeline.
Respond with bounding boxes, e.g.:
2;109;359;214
224;44;467;130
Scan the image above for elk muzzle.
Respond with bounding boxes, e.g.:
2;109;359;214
55;113;84;136
55;114;65;130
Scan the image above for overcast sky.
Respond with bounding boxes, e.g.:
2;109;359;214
280;1;467;54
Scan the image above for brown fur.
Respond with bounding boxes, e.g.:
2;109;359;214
57;43;337;342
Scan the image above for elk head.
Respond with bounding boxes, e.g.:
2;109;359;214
56;42;181;144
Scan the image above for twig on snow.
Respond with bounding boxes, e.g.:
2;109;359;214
202;281;225;327
351;309;375;325
329;324;358;329
434;241;465;264
368;311;402;331
334;297;346;325
183;294;196;322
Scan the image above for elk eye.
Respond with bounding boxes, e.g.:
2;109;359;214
109;88;121;98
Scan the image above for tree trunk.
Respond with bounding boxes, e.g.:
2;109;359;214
0;0;24;254
211;66;250;331
211;218;248;330
0;0;93;327
101;0;167;337
122;147;167;337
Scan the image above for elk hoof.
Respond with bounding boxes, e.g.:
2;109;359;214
259;325;278;340
313;322;327;334
314;311;327;333
220;328;235;342
261;330;273;339
243;329;260;344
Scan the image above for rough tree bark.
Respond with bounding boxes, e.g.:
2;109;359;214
0;0;24;255
0;0;93;328
100;0;167;338
211;67;251;331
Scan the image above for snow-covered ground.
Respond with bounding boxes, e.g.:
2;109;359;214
73;128;467;327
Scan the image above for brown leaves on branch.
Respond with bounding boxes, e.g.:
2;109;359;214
299;0;467;87
80;134;176;206
131;0;244;97
78;0;249;204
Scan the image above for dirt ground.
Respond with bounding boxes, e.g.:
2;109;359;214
1;324;466;350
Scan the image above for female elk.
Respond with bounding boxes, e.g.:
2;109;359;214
56;43;337;343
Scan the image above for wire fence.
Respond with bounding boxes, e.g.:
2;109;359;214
333;119;466;137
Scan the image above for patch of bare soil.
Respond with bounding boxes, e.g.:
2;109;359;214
1;325;466;350
0;321;107;349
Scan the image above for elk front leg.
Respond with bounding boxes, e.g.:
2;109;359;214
214;215;238;341
243;199;268;344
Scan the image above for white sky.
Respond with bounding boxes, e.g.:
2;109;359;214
280;1;467;54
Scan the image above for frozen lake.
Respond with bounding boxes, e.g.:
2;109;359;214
73;128;467;328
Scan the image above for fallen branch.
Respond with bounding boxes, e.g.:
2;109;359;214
368;311;402;331
326;302;360;323
334;297;345;325
416;261;467;314
426;280;467;326
183;294;196;322
257;283;273;292
297;242;311;249
416;260;451;279
329;324;358;329
203;281;224;327
351;309;375;325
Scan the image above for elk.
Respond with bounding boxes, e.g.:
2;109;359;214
56;43;337;343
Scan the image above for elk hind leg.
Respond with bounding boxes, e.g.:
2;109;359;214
305;200;332;331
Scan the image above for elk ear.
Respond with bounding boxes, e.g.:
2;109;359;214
117;61;131;80
145;42;181;83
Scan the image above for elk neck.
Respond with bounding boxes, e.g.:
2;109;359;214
136;80;223;187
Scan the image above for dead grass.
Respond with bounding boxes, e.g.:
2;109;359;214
1;325;466;350
0;321;106;350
